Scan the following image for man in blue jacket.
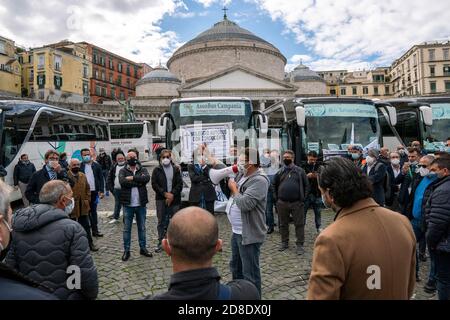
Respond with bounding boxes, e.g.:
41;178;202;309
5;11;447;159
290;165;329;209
426;157;450;300
80;148;104;238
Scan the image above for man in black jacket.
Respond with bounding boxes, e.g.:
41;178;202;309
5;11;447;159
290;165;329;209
25;150;74;205
361;149;387;206
6;180;98;300
106;153;126;223
119;150;152;261
0;180;56;300
150;207;260;300
151;149;183;253
273;150;310;255
97;148;112;196
80;148;104;237
425;157;450;300
13;153;36;206
302;151;322;234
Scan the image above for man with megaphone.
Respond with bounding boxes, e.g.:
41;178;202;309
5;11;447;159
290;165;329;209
223;147;269;296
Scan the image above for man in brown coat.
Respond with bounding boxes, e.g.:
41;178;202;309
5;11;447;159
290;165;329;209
68;158;98;252
307;157;416;300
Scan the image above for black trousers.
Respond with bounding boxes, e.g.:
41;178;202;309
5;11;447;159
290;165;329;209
190;201;215;215
89;191;99;233
72;215;93;245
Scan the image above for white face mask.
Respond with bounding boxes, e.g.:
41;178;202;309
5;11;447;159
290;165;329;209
238;162;248;175
162;158;171;166
117;161;126;166
419;167;430;177
391;159;400;166
64;198;75;215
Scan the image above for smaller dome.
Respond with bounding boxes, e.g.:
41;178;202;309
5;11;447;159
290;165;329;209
137;65;181;85
290;64;325;82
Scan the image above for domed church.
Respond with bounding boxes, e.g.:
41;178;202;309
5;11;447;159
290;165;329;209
130;11;326;128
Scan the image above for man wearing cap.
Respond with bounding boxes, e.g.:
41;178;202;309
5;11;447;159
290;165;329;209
362;149;388;206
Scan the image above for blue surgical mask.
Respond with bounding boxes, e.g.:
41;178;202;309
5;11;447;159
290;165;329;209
351;153;360;160
83;156;91;163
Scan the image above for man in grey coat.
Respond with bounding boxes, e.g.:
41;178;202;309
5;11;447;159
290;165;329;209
226;147;269;296
6;180;98;300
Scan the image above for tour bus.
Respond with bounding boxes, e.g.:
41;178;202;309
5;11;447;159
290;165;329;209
0;100;110;201
109;121;153;162
262;97;397;165
157;97;268;210
377;97;449;152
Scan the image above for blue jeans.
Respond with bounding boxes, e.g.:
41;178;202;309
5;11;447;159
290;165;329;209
304;193;322;229
112;189;123;220
230;233;262;296
435;251;450;300
123;206;147;252
412;222;423;277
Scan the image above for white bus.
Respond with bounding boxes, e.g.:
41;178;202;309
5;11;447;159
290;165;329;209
109;121;153;162
0;100;110;201
157;97;268;210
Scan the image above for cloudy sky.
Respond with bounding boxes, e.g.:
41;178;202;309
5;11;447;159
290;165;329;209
1;0;449;72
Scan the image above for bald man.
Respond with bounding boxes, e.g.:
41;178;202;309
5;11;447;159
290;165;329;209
149;207;260;300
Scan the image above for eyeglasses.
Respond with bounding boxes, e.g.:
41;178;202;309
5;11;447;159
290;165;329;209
2;218;12;232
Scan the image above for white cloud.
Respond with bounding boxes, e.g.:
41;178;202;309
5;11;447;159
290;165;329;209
195;0;232;8
252;0;450;71
0;0;186;65
290;54;312;64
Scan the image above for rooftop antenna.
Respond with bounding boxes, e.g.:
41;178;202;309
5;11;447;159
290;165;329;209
222;6;228;20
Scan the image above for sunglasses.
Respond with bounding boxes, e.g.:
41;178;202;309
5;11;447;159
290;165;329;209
418;164;428;168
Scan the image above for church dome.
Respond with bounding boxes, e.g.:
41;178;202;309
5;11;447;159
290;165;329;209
137;65;181;85
136;65;180;97
290;64;326;83
167;16;287;82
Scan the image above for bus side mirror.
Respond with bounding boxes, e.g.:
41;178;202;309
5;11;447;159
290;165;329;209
419;106;433;127
258;114;268;134
385;106;397;126
296;106;306;127
158;115;168;136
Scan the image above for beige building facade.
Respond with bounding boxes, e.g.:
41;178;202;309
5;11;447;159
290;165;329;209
0;36;21;96
390;40;450;97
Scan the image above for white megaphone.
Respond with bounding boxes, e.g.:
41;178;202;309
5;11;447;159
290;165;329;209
209;165;239;185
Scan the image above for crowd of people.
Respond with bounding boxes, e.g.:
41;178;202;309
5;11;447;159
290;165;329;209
0;139;449;300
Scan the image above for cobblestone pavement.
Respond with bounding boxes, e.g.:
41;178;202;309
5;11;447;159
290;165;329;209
93;165;437;300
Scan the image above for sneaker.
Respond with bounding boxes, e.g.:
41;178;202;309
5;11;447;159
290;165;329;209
109;219;119;224
296;245;305;255
424;281;436;294
140;248;153;257
155;244;163;253
278;243;289;252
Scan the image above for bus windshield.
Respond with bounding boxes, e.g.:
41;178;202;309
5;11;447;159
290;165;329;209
304;103;380;154
110;123;144;139
424;103;450;151
170;100;252;131
0;105;38;167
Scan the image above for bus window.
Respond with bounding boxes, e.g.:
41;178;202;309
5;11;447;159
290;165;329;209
396;110;419;147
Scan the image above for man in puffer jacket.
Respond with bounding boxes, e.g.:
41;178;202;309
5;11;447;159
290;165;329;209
425;157;450;300
5;180;98;300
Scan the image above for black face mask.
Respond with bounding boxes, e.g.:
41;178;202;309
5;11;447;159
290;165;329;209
127;158;138;166
71;167;80;174
283;159;293;166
